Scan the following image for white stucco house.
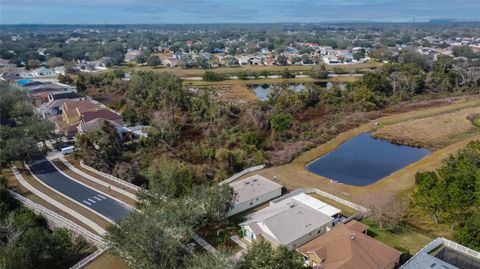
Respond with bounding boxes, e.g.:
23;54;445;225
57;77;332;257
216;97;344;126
226;175;282;217
239;193;340;250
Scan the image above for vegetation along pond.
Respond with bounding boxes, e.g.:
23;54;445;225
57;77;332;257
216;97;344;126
250;82;345;100
306;132;431;186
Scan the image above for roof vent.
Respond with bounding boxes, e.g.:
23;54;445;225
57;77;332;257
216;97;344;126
350;234;356;240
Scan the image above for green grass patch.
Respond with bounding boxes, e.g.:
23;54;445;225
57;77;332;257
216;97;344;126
362;219;432;254
473;116;480;127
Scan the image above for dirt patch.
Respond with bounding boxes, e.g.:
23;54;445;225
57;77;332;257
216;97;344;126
373;106;480;149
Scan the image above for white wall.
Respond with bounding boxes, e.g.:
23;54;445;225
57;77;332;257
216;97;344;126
285;222;332;250
227;188;282;217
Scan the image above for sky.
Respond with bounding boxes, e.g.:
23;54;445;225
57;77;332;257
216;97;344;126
1;0;479;24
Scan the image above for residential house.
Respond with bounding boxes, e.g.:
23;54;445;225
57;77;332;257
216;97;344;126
237;55;250;66
323;56;341;64
298;220;401;269
45;98;80;116
263;57;275;66
80;109;124;126
24;67;56;78
163;58;178;67
125;49;141;62
48;90;79;102
400;237;480;269
226;175;282;217
78;118;122;135
62;99;100;125
239;193;338;250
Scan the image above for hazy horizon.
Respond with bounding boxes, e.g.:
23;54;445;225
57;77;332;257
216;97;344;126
2;0;479;25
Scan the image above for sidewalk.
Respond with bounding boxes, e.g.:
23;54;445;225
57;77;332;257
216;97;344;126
64;156;138;195
51;159;137;206
12;163;111;231
11;165;107;235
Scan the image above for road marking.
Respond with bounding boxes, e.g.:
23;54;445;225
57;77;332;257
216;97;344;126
83;200;91;206
88;198;96;204
97;194;106;199
94;196;102;201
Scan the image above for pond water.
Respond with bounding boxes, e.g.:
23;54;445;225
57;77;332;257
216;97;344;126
250;82;343;100
306;133;430;186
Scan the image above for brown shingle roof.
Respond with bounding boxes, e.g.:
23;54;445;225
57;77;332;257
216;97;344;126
80;109;122;123
345;220;369;234
63;100;99;118
298;223;401;269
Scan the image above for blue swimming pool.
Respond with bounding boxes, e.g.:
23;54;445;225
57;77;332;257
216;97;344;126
306;132;430;186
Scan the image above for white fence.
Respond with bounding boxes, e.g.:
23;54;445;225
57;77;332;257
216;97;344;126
8;190;105;247
80;160;141;191
442;237;480;260
400;237;480;268
269;187;371;214
219;164;266;185
69;248;108;269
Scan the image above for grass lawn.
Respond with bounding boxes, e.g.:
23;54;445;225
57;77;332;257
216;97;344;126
84;252;129;269
473;115;480;127
362;219;432;254
308;193;358;217
405;207;453;239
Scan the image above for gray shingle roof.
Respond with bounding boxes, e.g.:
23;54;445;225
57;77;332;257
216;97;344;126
229;175;282;205
241;198;333;246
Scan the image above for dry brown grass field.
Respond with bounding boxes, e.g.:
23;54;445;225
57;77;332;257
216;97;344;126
373;105;480;149
184;76;358;103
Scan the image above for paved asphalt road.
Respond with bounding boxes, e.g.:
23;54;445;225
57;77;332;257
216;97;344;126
29;159;131;222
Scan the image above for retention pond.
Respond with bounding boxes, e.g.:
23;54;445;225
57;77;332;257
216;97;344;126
306;132;430;186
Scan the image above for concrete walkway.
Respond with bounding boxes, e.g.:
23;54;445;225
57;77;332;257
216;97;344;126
230;235;248;249
230;235;248;260
192;233;219;255
11;165;107;235
56;157;138;201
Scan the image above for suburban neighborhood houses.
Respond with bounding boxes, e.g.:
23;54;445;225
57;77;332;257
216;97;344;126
1;21;479;269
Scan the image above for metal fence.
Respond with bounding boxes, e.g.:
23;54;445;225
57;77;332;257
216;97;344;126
219;164;266;185
8;190;105;247
69;248;108;269
80;160;141;191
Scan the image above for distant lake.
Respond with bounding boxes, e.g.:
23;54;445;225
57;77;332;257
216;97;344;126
306;133;430;186
249;82;345;100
